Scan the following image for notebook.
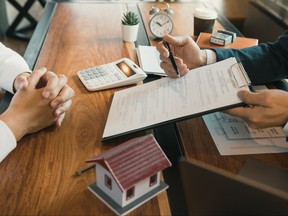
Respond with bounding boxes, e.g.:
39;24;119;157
179;158;288;215
136;45;166;76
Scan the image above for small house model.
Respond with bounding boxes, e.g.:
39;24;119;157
86;134;171;215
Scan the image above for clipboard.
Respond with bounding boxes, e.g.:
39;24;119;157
102;57;252;141
230;58;251;89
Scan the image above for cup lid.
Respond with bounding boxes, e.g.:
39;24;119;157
194;8;217;20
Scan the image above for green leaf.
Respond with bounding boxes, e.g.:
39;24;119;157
122;11;139;25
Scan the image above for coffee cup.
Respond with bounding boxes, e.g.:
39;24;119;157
193;8;217;36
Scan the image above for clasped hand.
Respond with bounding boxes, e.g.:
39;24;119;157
2;67;74;140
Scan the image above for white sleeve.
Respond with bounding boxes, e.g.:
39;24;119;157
205;49;217;65
0;43;31;94
0;120;16;163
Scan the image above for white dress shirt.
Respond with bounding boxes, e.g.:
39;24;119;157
204;49;217;65
0;42;30;162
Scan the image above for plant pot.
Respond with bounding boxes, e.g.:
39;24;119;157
121;23;139;42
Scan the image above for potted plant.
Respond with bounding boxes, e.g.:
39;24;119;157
121;11;140;42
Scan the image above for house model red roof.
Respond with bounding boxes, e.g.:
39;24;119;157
86;134;171;191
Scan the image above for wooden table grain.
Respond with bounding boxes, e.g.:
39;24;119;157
2;1;281;216
0;2;170;215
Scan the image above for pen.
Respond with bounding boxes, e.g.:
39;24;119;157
163;41;180;78
75;163;96;176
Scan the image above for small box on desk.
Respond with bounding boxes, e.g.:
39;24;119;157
196;32;258;49
210;30;237;46
210;32;233;46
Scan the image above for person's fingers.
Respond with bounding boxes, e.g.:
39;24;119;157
41;72;60;98
16;75;29;90
36;71;58;90
159;53;171;64
160;61;178;77
237;90;269;107
27;67;47;88
224;106;266;129
163;35;193;49
178;63;189;76
156;41;170;58
160;56;188;77
157;35;187;58
43;74;68;99
224;106;253;119
163;35;181;46
50;84;74;109
55;113;66;127
54;99;73;117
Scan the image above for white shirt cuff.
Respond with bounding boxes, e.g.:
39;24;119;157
0;43;31;94
0;120;16;163
205;49;217;65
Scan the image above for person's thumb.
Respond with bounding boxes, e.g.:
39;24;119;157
14;73;29;91
237;89;259;105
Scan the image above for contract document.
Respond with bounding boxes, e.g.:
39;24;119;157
102;57;251;140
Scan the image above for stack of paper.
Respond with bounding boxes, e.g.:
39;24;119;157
136;45;166;76
203;85;288;156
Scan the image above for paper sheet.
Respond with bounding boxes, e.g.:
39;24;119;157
136;45;166;76
102;58;250;140
215;112;285;140
203;84;288;155
203;113;288;155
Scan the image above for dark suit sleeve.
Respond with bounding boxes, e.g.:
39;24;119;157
214;30;288;84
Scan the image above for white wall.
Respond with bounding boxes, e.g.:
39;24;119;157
96;164;123;206
121;172;160;207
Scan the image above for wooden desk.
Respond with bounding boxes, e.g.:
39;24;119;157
137;2;227;46
0;1;263;215
0;2;168;215
138;1;288;214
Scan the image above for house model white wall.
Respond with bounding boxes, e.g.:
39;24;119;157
87;134;171;215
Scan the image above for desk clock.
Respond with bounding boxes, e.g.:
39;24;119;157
148;2;174;38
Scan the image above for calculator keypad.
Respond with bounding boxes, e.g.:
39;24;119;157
78;64;126;89
77;58;147;91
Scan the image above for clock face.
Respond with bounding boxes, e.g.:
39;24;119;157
149;13;174;38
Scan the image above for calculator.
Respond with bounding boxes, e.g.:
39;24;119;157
77;58;147;91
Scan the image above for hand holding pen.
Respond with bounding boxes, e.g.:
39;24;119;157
157;35;202;78
163;41;180;78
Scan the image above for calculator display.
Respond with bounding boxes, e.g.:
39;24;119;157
116;61;136;77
